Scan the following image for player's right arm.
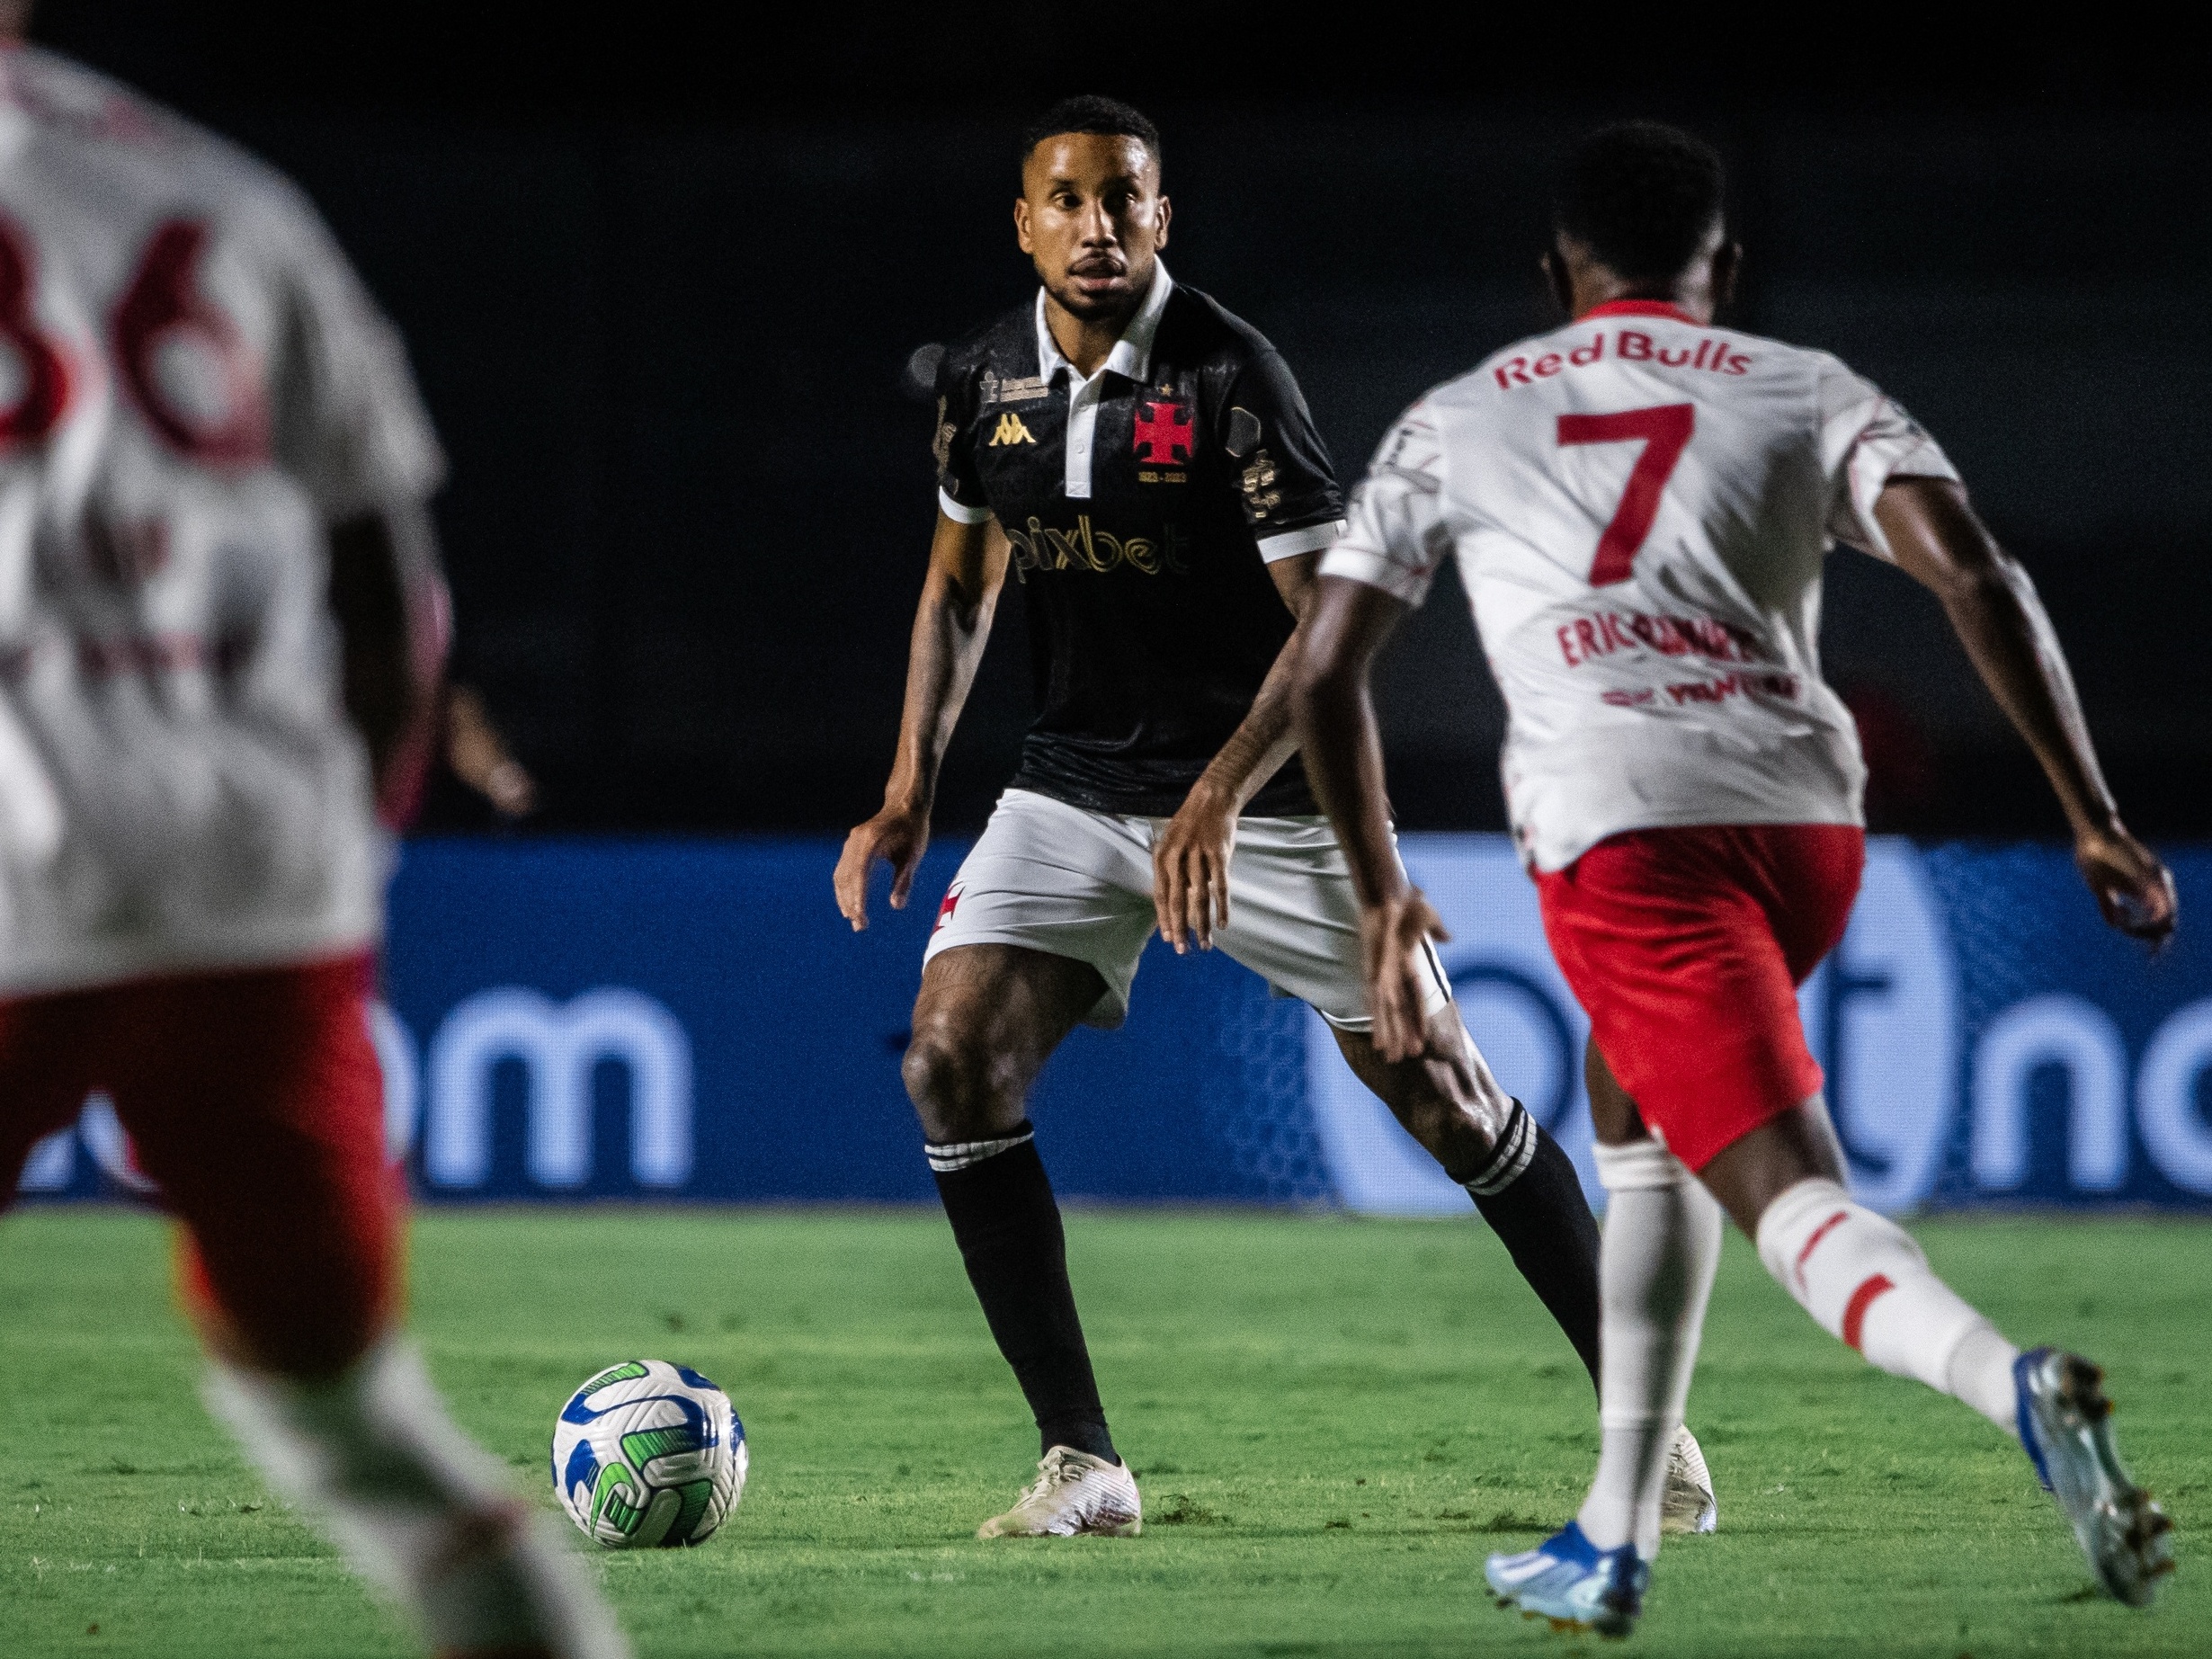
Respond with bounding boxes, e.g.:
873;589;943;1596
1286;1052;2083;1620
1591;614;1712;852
833;509;1011;931
1873;478;2176;944
1294;400;1458;1061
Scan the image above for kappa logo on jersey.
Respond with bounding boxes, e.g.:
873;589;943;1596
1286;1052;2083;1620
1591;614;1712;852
989;413;1036;447
1133;400;1192;465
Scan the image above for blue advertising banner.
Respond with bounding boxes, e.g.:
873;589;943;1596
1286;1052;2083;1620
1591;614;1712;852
18;836;2212;1212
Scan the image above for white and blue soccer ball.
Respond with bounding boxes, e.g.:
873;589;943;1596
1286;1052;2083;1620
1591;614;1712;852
551;1359;746;1548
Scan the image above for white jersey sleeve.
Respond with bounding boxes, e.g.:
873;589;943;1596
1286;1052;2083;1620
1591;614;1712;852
1816;356;1958;562
1321;400;1453;605
261;187;445;522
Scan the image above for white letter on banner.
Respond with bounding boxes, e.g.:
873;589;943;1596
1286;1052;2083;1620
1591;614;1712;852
1797;841;1957;1213
17;1126;74;1191
2136;999;2212;1195
425;988;694;1190
368;1002;421;1162
1971;995;2128;1192
79;1095;159;1193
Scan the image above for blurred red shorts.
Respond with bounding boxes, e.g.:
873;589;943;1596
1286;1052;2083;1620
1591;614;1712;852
0;951;399;1376
1535;824;1865;1172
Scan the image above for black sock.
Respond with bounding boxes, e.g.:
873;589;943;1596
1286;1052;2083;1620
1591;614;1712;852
928;1124;1118;1464
1465;1102;1603;1391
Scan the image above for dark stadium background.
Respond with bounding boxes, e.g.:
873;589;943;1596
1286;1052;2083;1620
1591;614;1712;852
30;4;2210;840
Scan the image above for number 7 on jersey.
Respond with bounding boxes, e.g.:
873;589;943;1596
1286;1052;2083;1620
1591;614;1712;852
1556;404;1694;586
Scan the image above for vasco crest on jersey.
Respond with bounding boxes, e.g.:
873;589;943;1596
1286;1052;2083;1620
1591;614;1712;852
1133;392;1191;485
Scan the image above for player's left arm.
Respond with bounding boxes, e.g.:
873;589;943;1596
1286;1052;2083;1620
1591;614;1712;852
1874;477;2176;944
1152;346;1344;952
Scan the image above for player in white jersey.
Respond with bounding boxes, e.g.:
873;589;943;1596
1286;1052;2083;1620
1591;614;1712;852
0;22;625;1657
1293;122;2177;1633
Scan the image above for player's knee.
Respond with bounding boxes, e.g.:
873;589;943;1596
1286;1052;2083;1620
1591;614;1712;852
900;1022;1021;1137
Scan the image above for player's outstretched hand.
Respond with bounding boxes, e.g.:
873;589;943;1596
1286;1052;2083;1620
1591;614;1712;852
1154;784;1237;954
835;804;930;932
2075;822;2179;950
1360;887;1452;1063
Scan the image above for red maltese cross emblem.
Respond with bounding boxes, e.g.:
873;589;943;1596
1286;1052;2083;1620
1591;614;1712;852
1133;401;1192;465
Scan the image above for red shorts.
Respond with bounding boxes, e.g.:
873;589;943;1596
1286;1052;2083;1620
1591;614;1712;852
1536;825;1865;1172
0;953;400;1377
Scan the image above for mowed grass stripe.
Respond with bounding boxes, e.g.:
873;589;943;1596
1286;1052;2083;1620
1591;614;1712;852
1;1208;2204;1656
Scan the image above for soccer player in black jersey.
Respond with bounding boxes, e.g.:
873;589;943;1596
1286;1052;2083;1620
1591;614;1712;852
834;96;1712;1539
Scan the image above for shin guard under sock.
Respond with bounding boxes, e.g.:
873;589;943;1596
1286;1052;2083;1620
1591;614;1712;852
929;1124;1118;1463
1755;1177;2018;1431
1464;1103;1603;1389
1576;1137;1723;1562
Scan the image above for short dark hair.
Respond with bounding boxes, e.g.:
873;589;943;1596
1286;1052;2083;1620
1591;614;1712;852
1019;95;1162;177
1554;122;1726;283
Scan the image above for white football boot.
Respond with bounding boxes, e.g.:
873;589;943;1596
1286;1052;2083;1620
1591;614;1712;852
976;1446;1142;1539
1659;1423;1717;1535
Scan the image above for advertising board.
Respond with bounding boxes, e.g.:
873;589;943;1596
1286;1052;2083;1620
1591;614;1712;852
22;837;2211;1213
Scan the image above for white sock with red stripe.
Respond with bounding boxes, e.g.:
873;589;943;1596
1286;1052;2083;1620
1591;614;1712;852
205;1339;630;1657
1574;1137;1723;1561
1753;1177;2019;1431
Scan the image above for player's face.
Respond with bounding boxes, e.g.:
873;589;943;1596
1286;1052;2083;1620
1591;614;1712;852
1014;134;1171;322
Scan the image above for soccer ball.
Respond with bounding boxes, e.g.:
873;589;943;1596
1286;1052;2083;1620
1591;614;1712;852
550;1359;746;1548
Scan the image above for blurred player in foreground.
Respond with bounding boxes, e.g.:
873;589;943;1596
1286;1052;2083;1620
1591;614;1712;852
1293;121;2176;1634
836;96;1721;1539
0;22;624;1657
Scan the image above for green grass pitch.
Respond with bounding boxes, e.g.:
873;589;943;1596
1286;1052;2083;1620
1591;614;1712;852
1;1207;2204;1656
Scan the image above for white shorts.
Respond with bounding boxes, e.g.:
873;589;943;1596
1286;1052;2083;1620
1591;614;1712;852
923;788;1450;1031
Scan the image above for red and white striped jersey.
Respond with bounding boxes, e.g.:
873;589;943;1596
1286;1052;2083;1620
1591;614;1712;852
0;45;442;993
1321;299;1956;872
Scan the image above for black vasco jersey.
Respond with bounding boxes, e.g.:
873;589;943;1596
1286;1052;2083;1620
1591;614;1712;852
934;265;1344;816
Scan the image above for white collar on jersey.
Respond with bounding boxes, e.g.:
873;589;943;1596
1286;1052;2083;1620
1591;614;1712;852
1032;259;1174;387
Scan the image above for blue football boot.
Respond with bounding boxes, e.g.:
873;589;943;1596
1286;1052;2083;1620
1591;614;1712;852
1485;1520;1648;1637
2014;1347;2174;1606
